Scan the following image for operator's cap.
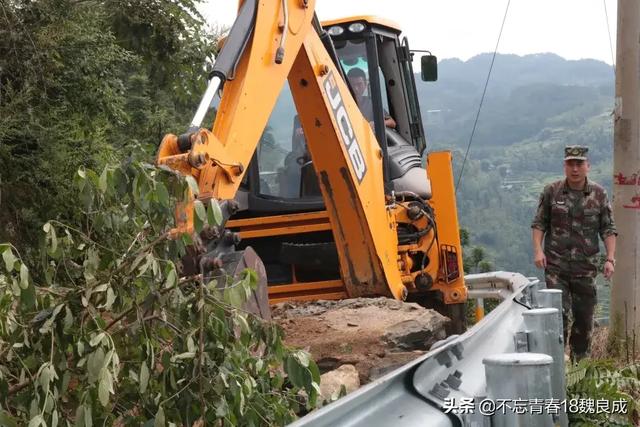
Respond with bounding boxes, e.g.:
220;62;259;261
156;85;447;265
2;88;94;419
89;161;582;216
564;145;588;161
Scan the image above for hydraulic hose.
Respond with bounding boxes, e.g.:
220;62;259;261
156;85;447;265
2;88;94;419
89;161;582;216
210;0;258;81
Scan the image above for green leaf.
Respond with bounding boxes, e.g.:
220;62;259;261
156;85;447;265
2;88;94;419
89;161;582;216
2;248;16;272
164;268;177;289
206;202;216;226
243;377;254;397
185;175;200;196
93;283;109;293
236;314;250;334
137;254;154;277
0;410;18;427
238;388;245;415
140;362;150;394
19;264;29;289
309;381;321;407
44;393;54;414
98;376;110;406
308;359;321;384
194;210;204;233
52;410;58;427
170;352;196;361
129;252;147;274
295;351;310;368
285;355;306;388
215;398;229;417
49;226;58;255
87;348;105;383
90;332;105;347
84;405;93;427
224;285;244;308
19;282;36;310
28;415;44;427
210;199;223;225
103;287;116;310
187;336;196;353
194;199;207;223
38;363;53;389
156;182;170;206
74;406;84;427
154;406;166;427
99;167;108;193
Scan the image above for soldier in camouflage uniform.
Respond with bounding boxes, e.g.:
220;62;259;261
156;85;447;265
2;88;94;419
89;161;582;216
531;145;617;360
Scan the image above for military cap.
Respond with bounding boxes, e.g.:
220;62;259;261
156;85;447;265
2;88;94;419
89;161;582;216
564;145;588;161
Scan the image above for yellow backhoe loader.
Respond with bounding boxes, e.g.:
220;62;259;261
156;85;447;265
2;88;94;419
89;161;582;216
156;0;468;331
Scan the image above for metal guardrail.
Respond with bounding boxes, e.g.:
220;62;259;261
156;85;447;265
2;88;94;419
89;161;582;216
291;271;567;427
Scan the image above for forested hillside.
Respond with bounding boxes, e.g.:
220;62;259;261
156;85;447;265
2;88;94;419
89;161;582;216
0;0;216;254
418;53;615;280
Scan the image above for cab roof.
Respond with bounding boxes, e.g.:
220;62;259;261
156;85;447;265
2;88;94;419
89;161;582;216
321;15;402;34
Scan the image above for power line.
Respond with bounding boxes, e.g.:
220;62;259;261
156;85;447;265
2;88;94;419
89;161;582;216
455;0;511;194
603;0;616;70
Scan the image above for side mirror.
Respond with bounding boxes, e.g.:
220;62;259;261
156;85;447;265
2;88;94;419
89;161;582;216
421;55;438;82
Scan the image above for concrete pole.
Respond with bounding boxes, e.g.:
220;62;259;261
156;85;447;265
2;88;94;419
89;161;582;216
611;0;640;351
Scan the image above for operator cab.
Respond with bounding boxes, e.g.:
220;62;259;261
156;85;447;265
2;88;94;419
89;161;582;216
237;16;436;215
226;16;439;287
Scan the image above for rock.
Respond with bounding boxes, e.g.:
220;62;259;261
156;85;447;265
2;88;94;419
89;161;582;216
368;363;405;381
273;297;451;384
382;312;449;351
319;364;360;402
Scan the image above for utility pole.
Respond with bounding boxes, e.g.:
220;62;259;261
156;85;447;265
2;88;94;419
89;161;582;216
611;0;640;353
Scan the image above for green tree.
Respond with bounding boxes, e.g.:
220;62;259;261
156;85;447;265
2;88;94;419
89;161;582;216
0;0;216;257
0;162;319;426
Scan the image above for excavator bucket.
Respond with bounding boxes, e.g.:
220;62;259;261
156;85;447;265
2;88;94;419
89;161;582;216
208;247;271;321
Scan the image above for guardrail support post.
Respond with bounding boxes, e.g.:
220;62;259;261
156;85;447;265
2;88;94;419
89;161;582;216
483;353;555;426
522;308;568;427
528;280;546;307
536;289;563;329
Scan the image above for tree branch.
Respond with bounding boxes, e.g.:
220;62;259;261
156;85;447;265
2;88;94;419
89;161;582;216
8;380;29;396
105;274;201;331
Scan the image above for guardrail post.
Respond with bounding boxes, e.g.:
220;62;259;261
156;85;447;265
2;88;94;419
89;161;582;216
522;308;568;427
527;280;546;307
536;289;563;329
483;353;554;426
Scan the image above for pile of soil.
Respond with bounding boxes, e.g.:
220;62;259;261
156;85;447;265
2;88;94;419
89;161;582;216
272;298;450;383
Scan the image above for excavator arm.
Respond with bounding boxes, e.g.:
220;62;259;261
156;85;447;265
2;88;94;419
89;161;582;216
157;0;467;316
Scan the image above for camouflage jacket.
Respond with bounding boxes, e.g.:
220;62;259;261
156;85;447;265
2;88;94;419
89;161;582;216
531;179;617;267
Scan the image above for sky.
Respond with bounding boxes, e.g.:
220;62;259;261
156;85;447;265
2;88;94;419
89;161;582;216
200;0;618;65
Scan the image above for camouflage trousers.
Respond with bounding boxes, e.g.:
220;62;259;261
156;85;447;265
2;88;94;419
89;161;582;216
545;265;597;360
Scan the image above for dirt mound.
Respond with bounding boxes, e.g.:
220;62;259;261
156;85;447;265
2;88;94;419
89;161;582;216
273;298;449;383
